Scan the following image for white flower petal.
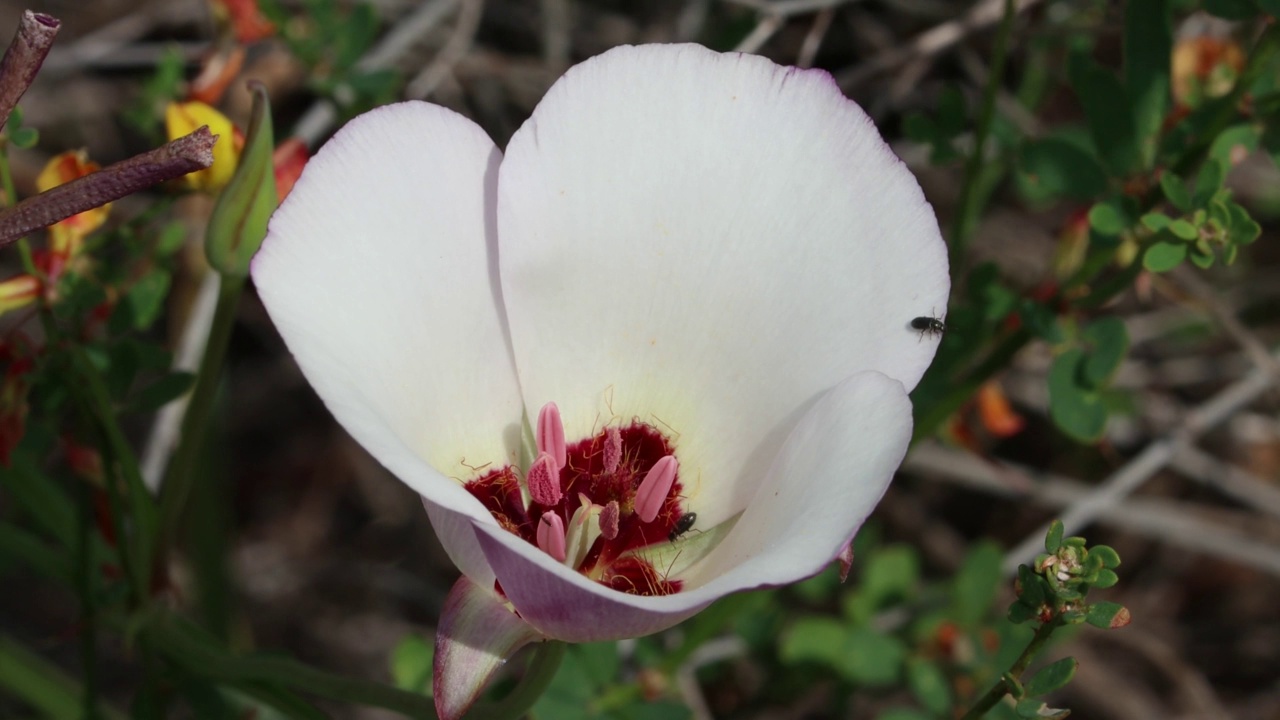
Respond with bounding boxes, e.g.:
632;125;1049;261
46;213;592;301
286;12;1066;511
684;371;912;592
252;101;523;528
468;371;911;641
498;44;947;528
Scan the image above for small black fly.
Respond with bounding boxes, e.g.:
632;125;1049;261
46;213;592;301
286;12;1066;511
910;315;945;339
668;512;697;542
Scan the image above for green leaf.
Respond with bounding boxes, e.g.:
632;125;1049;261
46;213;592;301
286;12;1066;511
125;270;172;331
1168;219;1199;240
127;372;196;414
860;545;920;608
1019;138;1110;201
1049;348;1108;442
907;658;952;715
1209;124;1262;168
1261;0;1280;17
1228;204;1262;245
1124;0;1172;168
839;628;908;686
952;541;1004;626
576;642;620;687
780;618;848;669
1017;301;1063;343
937;85;967;136
1160;172;1192;211
1007;600;1038;625
1094;568;1120;588
531;647;595;720
1088;200;1130;236
9;126;38;149
156;222;187;256
1081;317;1129;386
1018;565;1047;606
1086;601;1131;629
903;113;936;144
206;84;277;277
1143;240;1187;272
1025;657;1078;696
1045;520;1064;553
1069;53;1140;175
1194;158;1227;207
389;635;433;693
1139;212;1171;231
1189;246;1216;269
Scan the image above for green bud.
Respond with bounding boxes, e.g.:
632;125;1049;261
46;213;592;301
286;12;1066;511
206;82;277;277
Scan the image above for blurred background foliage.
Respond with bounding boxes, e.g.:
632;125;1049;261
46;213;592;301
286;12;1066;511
2;0;1280;718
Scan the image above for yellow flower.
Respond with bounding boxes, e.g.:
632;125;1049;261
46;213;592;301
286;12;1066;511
36;150;108;258
165;101;240;193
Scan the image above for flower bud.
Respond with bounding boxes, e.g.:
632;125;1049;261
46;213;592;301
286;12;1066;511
205;83;277;277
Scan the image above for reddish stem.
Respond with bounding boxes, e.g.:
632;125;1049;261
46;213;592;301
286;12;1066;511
0;128;217;248
0;11;60;130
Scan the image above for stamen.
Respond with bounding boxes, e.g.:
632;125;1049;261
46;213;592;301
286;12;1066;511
537;402;567;470
526;452;562;506
634;455;677;523
603;426;622;473
536;511;567;562
599;500;620;540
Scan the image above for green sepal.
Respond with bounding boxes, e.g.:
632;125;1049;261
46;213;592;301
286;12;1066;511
206;83;278;278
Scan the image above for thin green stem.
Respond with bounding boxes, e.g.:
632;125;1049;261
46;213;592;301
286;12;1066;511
0;634;128;720
158;274;244;554
947;0;1017;269
959;620;1061;720
146;616;436;717
0;142;35;274
65;341;156;603
476;641;568;720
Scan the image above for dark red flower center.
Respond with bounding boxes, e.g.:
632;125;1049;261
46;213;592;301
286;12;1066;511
463;420;689;596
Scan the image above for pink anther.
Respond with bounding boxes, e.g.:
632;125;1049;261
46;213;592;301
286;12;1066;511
603;426;622;474
634;455;677;523
527;451;562;507
537;402;567;470
536;511;567;562
599;500;620;540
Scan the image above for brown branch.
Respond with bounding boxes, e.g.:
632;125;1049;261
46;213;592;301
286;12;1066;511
0;11;60;130
0;127;216;248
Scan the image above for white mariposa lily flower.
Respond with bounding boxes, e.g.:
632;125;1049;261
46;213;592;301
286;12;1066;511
252;43;948;719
